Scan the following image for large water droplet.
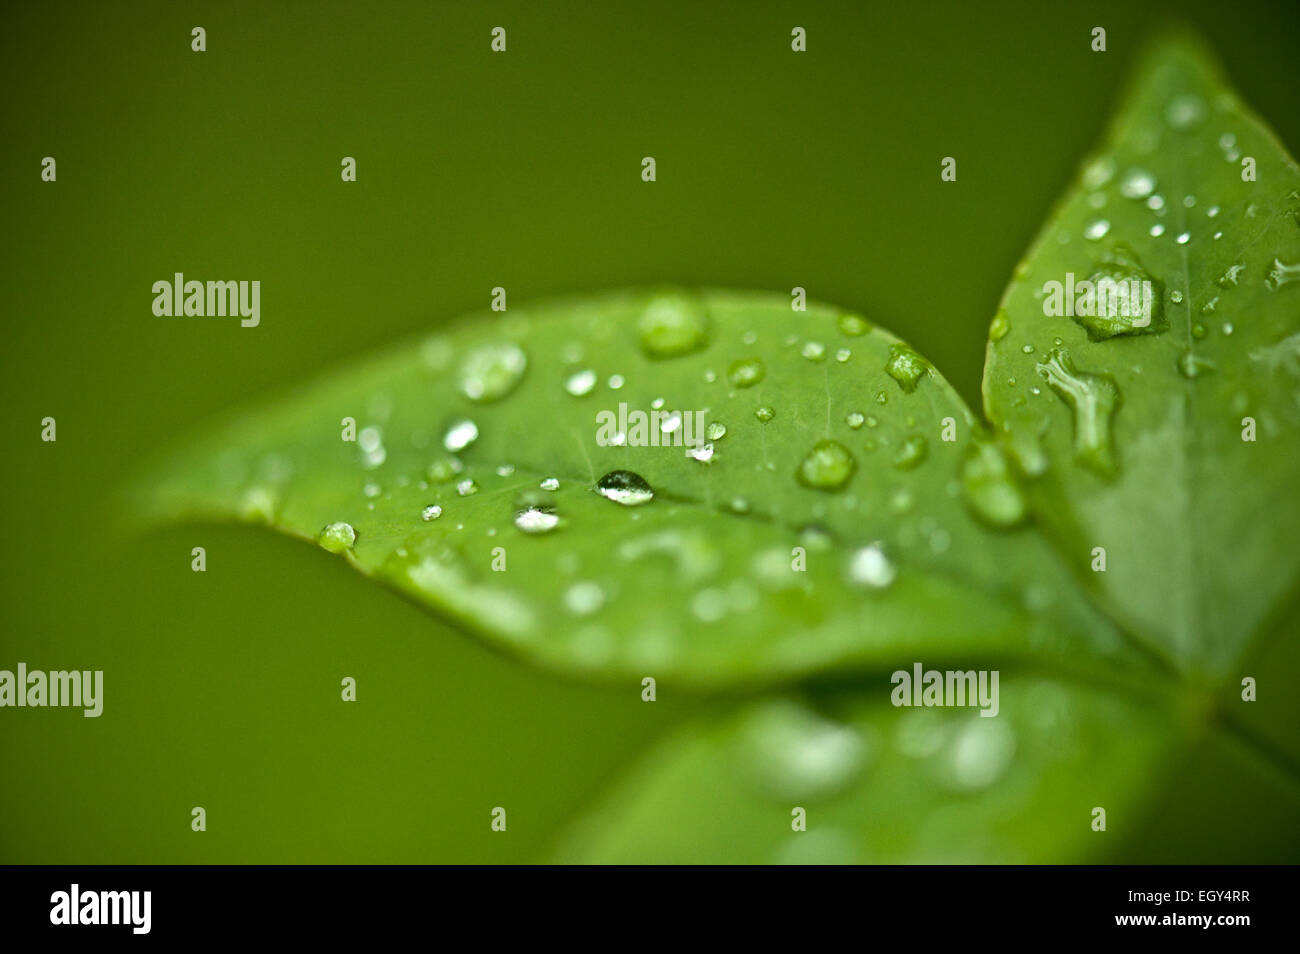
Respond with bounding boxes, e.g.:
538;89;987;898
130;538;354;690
637;293;710;358
1071;247;1165;340
885;345;928;393
728;357;766;387
318;521;357;553
459;342;527;403
1037;349;1121;478
796;440;856;490
1266;258;1300;290
443;418;479;452
514;506;560;534
595;470;655;506
736;700;868;802
961;436;1028;528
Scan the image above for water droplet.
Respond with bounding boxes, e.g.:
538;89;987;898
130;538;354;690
637;293;710;358
754;405;775;423
688;443;715;463
1118;167;1156;199
943;719;1016;791
1222;322;1234;336
1071;247;1164;340
848;543;896;589
1021;344;1034;354
564;581;605;616
1169;290;1184;304
459;342;527;403
801;341;826;362
1147;194;1165;211
796;440;856;491
706;421;727;441
318;522;356;553
363;481;381;499
1150;223;1166;237
846;412;865;430
608;374;625;390
1165;93;1205;129
1183;194;1197;208
893;434;929;470
456;478;479;497
875;390;889;405
1266;258;1300;290
514;506;560;534
1218;263;1247;287
1176;231;1190;245
1037;349;1121;477
1081;155;1115;189
1176;350;1217;378
595;470;654;506
540;477;559;491
427;456;464;483
563;368;597;396
885;345;928;393
961;436;1028;527
728;357;766;388
835;348;851;363
659;410;682;434
1191;323;1207;340
421;504;443;521
736;700;868;802
989;311;1010;342
837;313;871;336
1207;205;1220;217
1083;218;1110;241
443;418;479;452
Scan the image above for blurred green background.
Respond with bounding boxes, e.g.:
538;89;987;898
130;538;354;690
2;0;1297;862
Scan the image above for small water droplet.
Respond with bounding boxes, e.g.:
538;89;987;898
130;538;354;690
318;522;357;553
608;374;625;390
1183;194;1197;208
754;405;775;423
1176;231;1190;245
1170;290;1184;304
563;368;597;396
1222;322;1234;336
564;581;605;616
846;412;865;430
837;313;871;336
989;311;1010;342
728;357;766;388
1021;344;1034;354
848;543;896;589
706;421;727;441
736;700;868;802
459;342;527;403
1083;217;1111;240
443;418;479;452
637;293;710;358
427;456;464;483
1165;93;1205;129
688;443;715;463
1147;194;1166;211
796;440;856;491
1207;205;1220;217
943;719;1016;791
801;341;826;362
1150;223;1166;237
1177;350;1217;378
835;348;851;363
893;434;929;470
1191;323;1207;340
595;470;654;506
456;478;479;497
1118;167;1156;199
1081;155;1115;189
540;477;560;491
421;504;443;521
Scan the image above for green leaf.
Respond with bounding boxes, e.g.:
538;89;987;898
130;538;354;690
133;289;1134;687
553;676;1180;863
982;34;1300;677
